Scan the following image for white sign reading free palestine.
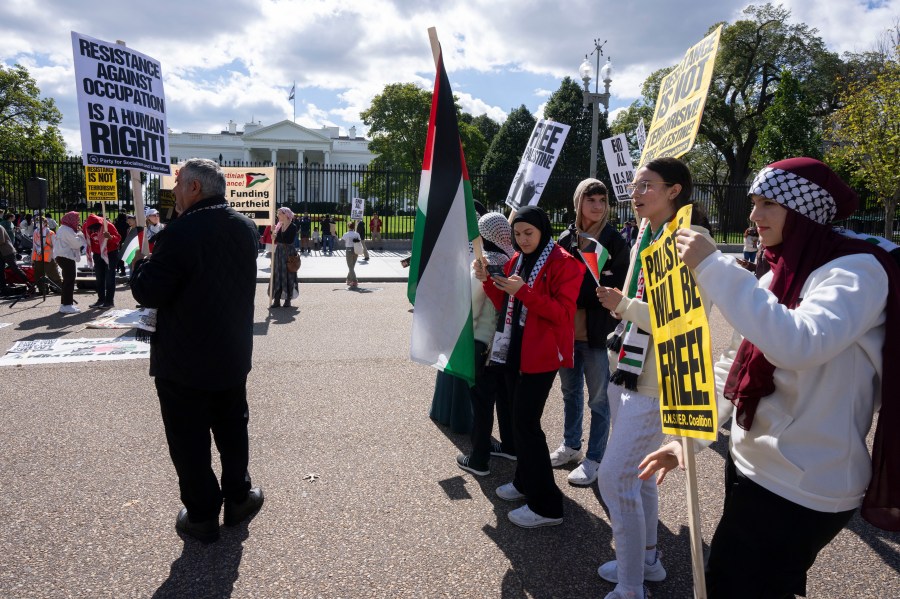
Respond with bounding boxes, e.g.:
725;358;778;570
601;134;636;203
505;119;570;211
71;31;170;174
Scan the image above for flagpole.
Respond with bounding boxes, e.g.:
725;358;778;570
293;80;296;122
426;27;484;266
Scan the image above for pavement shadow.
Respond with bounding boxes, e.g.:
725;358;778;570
12;308;98;331
846;513;900;574
152;524;250;598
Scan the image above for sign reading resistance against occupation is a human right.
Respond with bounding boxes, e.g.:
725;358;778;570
71;31;170;174
639;204;718;440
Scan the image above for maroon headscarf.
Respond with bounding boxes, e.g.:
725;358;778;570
724;158;900;531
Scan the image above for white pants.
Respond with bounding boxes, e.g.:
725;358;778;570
598;383;664;589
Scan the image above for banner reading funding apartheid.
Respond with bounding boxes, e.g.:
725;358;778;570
85;167;118;202
639;26;722;167
161;165;276;226
71;32;170;174
601;134;635;203
505;118;570;211
639;204;718;440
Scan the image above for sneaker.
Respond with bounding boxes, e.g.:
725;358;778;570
496;482;525;502
507;505;563;528
598;551;666;583
549;443;583;467
490;440;517;461
567;458;601;486
89;300;104;308
100;302;114;309
58;304;80;314
456;454;489;476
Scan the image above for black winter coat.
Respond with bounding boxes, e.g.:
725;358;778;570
557;222;629;348
131;195;260;390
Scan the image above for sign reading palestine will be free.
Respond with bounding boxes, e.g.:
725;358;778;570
640;204;718;441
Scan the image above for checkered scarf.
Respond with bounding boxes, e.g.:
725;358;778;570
749;166;836;225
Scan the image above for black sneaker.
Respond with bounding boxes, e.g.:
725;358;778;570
490;440;517;461
457;454;490;476
224;487;264;526
89;300;104;308
175;507;219;543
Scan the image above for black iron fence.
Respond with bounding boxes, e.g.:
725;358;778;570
0;157;891;243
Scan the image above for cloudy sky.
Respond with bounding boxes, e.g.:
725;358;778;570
2;0;896;154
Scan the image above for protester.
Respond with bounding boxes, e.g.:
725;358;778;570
355;218;370;261
370;212;383;250
146;208;165;242
0;223;31;294
130;158;263;544
114;212;130;276
742;224;759;263
595;157;714;599
299;213;312;254
19;214;33;239
477;206;584;528
0;212;15;241
319;215;334;255
621;219;638;247
82;214;121;309
551;179;629;485
637;157;900;598
31;217;63;293
456;212;518;476
340;221;362;289
270;206;299;308
312;226;321;252
53;211;85;314
261;222;273;256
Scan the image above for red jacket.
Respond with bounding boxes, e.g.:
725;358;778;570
484;245;585;373
82;214;121;253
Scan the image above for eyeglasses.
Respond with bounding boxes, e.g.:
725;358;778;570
625;180;674;196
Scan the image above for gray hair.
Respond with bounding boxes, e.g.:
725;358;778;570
180;158;226;197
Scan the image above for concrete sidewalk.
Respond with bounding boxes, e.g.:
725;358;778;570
256;248;411;283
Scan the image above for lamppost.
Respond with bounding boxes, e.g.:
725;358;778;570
580;39;613;179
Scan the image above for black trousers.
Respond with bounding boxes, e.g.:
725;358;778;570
156;377;253;522
468;341;515;466
55;256;76;305
507;369;562;519
93;249;119;303
706;453;855;598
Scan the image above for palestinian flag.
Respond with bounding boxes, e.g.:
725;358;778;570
408;49;479;386
123;233;140;265
246;172;270;187
579;245;609;285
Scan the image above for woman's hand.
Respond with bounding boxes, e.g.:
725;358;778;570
674;228;715;269
492;274;525;295
638;440;684;485
473;259;487;281
597;285;623;312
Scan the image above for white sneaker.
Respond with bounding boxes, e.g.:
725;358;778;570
58;304;80;314
603;586;647;599
507;504;563;528
495;482;525;502
549;443;583;467
598;551;667;582
567;458;600;486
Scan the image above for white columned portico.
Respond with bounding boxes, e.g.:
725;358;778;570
243;149;250;164
270;148;277;164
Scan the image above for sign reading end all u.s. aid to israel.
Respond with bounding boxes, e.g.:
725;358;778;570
71;32;170;175
639;204;718;441
160;165;276;227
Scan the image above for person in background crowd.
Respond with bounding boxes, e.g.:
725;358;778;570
620;219;638;247
370;211;383;250
130;158;264;544
261;222;273;256
31;216;63;293
312;226;321;252
595;157;714;599
456;212;518;477
146;209;165;242
298;213;312;254
478;206;584;529
638;157;900;598
53;211;85;314
340;221;362;289
82;213;121;309
0;222;32;294
20;214;34;239
45;214;58;232
270;206;299;309
1;213;16;250
742;224;759;264
355;218;370;261
551;178;629;486
321;215;335;255
114;212;130;276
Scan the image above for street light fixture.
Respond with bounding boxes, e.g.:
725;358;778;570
581;39;612;179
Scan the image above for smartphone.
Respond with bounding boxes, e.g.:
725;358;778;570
487;264;506;278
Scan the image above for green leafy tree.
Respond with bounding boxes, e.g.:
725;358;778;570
0;63;65;158
480;105;536;204
826;45;900;238
754;69;822;167
471;114;500;148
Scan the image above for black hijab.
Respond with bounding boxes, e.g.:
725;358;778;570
511;206;553;280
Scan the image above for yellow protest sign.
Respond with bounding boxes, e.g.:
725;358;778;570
85;166;118;202
640;205;717;440
639;26;722;167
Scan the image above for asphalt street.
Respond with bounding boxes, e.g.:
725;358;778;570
0;252;897;598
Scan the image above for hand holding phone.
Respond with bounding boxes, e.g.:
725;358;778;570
487;264;506;279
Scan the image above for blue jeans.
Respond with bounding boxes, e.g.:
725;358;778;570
558;341;611;462
323;234;335;253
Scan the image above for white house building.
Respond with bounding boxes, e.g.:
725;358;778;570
168;120;375;167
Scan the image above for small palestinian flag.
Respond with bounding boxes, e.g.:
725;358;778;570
246;172;270;187
579;245;609;285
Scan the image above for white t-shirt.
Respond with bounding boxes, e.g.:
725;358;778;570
341;231;361;248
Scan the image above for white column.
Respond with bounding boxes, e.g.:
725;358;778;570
243;149;250;164
297;150;304;207
270;148;277;164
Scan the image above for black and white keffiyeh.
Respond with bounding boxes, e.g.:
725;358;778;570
749;166;836;225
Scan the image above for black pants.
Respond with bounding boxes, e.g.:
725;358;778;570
155;377;253;522
93;249;119;304
55;256;76;305
706;453;855;598
507;369;562;519
468;341;515;466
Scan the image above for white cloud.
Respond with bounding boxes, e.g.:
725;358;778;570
534;88;553;98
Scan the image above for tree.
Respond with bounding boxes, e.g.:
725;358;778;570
0;63;65;158
754;69;823;167
471;114;500;148
826;44;900;238
543;76;611;183
480;105;536;205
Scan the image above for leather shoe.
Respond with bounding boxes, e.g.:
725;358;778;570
224;487;264;526
175;507;219;543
